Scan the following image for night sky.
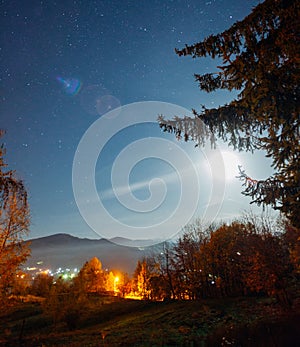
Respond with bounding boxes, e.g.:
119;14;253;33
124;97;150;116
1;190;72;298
1;0;275;242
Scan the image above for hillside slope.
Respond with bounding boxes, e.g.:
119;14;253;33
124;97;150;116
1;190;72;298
1;296;299;346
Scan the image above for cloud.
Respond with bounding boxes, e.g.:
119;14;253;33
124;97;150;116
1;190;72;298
99;169;179;201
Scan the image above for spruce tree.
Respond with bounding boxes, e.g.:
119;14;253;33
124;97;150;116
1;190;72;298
159;0;299;227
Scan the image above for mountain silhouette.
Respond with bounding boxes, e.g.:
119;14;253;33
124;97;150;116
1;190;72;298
25;233;145;274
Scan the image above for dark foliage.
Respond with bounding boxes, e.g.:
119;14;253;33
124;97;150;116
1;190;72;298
159;0;300;227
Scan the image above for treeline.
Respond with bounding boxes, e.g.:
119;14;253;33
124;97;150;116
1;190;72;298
132;216;300;305
7;215;299;329
13;215;300;308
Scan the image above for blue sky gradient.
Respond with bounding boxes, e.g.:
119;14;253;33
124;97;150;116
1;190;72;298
1;0;277;240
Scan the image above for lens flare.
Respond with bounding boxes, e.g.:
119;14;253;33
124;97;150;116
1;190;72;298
79;84;121;117
56;76;81;95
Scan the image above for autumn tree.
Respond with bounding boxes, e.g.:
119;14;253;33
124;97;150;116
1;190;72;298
132;217;294;302
43;276;83;329
198;223;246;297
282;222;300;275
0;131;30;300
154;242;177;300
159;0;300;227
197;218;292;304
133;259;151;299
140;254;170;301
105;270;116;293
11;271;31;296
118;272;132;298
75;257;105;294
30;273;53;297
44;271;96;330
172;228;206;299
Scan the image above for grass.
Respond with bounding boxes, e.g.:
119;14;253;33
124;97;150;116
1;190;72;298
0;295;299;346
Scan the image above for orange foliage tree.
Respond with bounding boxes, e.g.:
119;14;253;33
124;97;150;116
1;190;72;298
75;257;105;294
133;259;151;299
172;230;205;299
134;217;294;303
283;222;300;275
0;131;30;300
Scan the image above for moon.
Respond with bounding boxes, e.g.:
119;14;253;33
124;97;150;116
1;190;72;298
202;149;242;183
220;151;241;181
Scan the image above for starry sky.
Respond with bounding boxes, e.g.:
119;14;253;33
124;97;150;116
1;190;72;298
1;0;275;242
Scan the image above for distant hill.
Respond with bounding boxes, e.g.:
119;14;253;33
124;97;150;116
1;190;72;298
24;233;146;274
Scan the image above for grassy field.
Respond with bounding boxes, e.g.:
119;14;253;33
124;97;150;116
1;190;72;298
1;295;300;346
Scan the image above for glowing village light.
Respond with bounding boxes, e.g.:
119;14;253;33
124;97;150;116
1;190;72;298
114;276;120;293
